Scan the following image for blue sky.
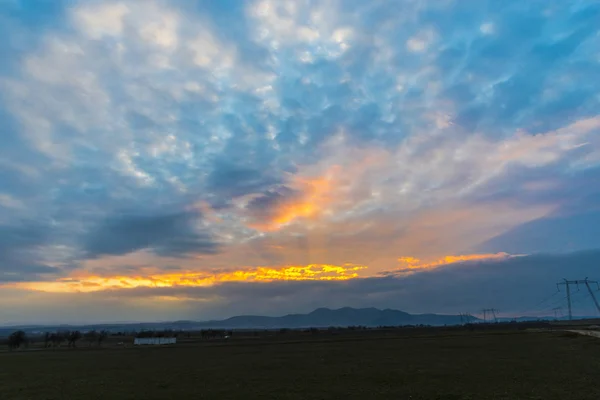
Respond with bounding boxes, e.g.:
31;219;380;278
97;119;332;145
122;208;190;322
1;0;600;324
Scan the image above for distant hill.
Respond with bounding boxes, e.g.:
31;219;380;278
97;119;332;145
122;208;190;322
10;308;600;336
0;307;476;336
201;307;472;329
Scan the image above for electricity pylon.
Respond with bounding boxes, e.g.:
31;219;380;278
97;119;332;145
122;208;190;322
482;308;498;323
557;278;600;320
460;313;475;324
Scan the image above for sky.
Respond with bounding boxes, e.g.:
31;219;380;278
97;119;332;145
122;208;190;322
1;0;600;325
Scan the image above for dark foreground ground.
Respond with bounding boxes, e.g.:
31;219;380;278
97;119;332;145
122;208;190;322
1;330;599;400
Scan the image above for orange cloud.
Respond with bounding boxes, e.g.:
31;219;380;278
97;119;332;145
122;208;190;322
398;252;513;271
271;176;332;225
7;263;367;294
249;143;392;232
251;168;340;231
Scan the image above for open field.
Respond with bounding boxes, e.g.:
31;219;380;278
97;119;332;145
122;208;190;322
1;330;600;400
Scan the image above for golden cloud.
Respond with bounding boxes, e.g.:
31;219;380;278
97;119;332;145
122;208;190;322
6;263;367;293
398;252;512;271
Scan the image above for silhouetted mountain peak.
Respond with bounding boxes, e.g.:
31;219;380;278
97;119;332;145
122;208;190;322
195;307;469;329
309;307;334;315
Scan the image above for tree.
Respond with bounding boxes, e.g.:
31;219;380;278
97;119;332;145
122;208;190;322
97;330;108;346
50;332;67;347
8;330;27;350
67;331;82;347
84;330;98;347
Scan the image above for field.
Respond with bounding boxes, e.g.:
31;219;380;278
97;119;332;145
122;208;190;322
1;329;600;400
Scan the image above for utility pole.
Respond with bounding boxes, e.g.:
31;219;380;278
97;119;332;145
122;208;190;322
566;279;572;320
583;279;600;314
557;278;600;320
482;308;498;323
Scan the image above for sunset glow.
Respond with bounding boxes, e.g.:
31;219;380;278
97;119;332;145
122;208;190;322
272;177;331;225
7;264;367;294
251;170;340;231
398;253;513;271
5;253;515;294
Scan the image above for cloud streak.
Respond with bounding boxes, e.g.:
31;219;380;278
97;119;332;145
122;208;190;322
6;263;367;293
394;253;515;273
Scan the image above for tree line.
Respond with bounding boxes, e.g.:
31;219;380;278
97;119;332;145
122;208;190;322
7;330;109;350
134;329;233;339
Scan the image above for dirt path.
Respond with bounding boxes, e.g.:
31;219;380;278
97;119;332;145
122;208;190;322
568;330;600;338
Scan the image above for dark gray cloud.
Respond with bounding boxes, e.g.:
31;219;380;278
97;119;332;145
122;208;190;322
244;186;299;222
83;210;219;258
478;210;600;255
475;166;600;254
0;224;62;282
206;160;281;201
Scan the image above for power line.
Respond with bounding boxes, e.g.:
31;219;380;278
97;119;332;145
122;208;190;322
537;295;568;315
532;290;561;309
569;289;593;310
557;278;600;320
514;290;561;317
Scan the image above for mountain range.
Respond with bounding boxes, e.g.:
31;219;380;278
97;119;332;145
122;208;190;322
198;307;474;328
1;307;477;336
6;307;588;336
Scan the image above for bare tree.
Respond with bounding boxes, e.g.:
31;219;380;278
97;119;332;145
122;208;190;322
67;331;82;347
47;331;68;347
97;330;108;346
8;330;27;350
84;330;98;347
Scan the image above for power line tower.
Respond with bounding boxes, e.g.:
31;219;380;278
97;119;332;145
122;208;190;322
557;278;600;320
481;308;498;323
460;313;475;324
552;307;562;320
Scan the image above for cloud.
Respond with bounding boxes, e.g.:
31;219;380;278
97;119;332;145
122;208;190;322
1;0;600;322
478;208;600;255
7;263;367;294
4;249;600;324
0;224;67;282
206;161;281;201
394;252;515;273
72;2;130;39
245;171;339;231
83;210;219;258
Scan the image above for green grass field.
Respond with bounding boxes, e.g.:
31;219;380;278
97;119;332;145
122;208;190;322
1;330;599;400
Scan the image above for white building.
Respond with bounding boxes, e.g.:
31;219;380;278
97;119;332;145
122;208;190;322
133;337;176;345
